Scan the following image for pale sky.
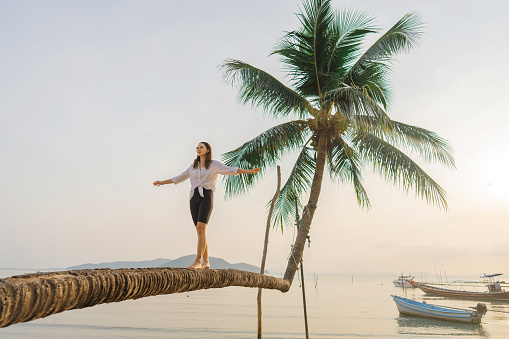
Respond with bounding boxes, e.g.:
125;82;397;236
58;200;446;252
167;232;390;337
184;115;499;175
1;0;508;276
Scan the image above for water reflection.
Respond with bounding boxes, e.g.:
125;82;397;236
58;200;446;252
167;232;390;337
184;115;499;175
396;315;490;337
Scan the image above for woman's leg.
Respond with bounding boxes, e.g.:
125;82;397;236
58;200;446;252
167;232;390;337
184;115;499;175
196;222;208;262
188;222;207;269
198;190;213;268
188;188;213;269
202;241;209;269
188;190;202;269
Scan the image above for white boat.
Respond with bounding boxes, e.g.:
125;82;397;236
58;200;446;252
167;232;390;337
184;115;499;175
393;275;416;288
391;295;487;324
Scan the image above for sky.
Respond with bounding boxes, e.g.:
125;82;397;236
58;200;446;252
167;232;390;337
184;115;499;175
1;0;508;277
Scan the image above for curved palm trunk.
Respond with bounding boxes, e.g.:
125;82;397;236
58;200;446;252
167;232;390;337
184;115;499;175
283;134;327;283
0;267;290;328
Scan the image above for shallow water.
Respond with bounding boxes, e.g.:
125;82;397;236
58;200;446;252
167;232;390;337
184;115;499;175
1;269;508;338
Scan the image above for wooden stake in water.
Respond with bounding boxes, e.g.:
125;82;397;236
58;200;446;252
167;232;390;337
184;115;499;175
257;166;281;339
295;199;309;339
300;260;309;339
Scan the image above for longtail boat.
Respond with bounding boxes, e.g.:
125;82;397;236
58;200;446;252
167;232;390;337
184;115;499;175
391;295;487;324
415;274;509;301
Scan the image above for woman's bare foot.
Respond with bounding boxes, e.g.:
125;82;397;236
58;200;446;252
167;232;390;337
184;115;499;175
187;260;202;269
201;261;210;269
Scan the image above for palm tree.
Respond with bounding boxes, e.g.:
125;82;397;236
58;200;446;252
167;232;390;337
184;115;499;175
220;0;455;284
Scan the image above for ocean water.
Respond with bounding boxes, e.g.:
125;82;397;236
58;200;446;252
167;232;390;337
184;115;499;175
1;269;508;338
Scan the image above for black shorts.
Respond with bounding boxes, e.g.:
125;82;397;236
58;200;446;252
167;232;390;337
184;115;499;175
190;188;213;225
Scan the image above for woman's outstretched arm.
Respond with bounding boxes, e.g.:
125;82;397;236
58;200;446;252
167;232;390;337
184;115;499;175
154;165;192;186
153;179;173;186
213;160;260;176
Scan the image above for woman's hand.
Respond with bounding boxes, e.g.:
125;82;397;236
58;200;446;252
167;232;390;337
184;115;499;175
153;181;164;186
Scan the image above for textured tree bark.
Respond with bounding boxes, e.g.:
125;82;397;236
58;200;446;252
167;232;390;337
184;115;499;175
0;267;290;328
283;134;327;283
257;165;281;339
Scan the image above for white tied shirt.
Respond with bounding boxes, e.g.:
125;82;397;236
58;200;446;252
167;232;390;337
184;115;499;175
171;160;239;199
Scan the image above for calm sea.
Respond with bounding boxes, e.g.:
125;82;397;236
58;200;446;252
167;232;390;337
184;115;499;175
1;269;508;338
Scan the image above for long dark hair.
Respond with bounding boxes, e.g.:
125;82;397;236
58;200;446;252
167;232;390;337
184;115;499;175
193;142;212;169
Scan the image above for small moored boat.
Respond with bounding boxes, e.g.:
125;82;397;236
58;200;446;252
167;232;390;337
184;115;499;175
391;295;487;324
414;282;509;301
393;275;416;288
414;273;509;301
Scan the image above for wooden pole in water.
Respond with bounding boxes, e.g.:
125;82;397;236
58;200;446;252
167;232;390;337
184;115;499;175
296;199;309;339
300;260;309;339
257;166;281;339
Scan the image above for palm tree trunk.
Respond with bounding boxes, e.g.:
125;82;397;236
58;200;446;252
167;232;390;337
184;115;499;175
257;166;281;339
283;134;327;283
0;267;290;328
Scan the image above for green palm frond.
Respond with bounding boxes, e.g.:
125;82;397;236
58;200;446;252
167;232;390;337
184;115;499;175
274;31;318;97
220;60;314;119
355;118;455;168
271;145;316;230
327;137;370;208
390;121;455;168
322;85;392;129
273;0;334;97
352;131;448;209
326;9;378;77
222;121;311;198
344;12;424;85
348;62;392;109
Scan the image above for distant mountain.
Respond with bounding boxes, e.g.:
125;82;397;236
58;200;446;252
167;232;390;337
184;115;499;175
66;258;171;270
159;255;267;273
66;256;266;273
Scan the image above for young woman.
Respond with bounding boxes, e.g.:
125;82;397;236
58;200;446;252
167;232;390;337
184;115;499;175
153;142;260;269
